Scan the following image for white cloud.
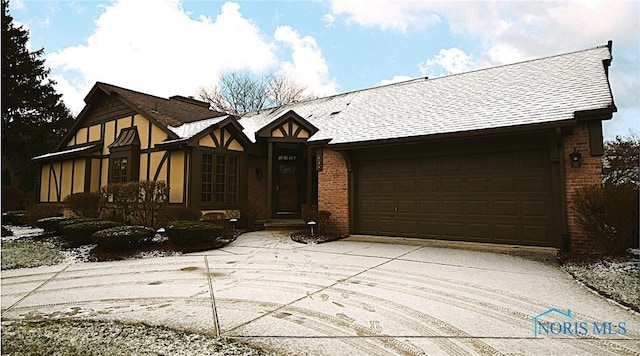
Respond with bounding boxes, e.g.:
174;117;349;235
379;75;412;86
46;0;278;113
327;0;639;138
328;0;441;32
274;25;338;97
419;48;474;77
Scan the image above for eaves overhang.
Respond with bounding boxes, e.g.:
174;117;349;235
324;119;577;151
32;142;103;163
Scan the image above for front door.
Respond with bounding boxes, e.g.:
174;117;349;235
275;153;299;216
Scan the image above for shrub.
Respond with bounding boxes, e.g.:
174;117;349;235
62;220;124;245
1;185;25;211
156;206;202;229
2;210;27;225
165;220;222;244
100;181;168;227
64;192;102;218
91;225;156;250
26;204;63;226
35;216;80;234
573;184;639;254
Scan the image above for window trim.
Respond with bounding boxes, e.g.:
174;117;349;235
201;151;240;206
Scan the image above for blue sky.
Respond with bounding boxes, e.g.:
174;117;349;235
9;0;639;140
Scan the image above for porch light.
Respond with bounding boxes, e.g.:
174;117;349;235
569;148;582;168
229;218;238;231
307;220;317;236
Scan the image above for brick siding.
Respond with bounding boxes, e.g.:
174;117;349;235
563;122;603;252
318;149;350;234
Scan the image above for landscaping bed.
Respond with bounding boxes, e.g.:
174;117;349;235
1;224;241;267
290;230;347;244
560;250;640;312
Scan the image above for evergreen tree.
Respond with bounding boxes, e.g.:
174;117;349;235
1;0;74;194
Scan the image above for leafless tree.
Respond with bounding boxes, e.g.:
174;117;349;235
198;71;313;115
267;74;311;107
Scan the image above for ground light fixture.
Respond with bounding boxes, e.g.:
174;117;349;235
229;218;238;231
307;220;317;236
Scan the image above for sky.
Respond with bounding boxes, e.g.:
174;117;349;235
8;0;639;140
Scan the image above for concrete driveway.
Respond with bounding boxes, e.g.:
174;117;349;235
2;231;639;355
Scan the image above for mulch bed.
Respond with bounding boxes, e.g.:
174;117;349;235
28;229;243;263
290;230;347;244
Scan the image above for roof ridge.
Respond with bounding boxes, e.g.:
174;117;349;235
96;81;171;102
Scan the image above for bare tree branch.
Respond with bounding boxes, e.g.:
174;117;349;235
198;71;314;115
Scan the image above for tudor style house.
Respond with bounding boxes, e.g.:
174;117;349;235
33;43;617;251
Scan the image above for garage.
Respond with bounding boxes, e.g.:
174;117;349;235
353;136;558;247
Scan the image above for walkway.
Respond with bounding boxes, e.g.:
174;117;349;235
2;231;639;355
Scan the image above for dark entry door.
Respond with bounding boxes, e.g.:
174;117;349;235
275;153;299;216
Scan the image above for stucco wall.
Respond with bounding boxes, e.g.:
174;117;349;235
318;149;349;235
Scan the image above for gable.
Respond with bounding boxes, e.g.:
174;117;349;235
198;127;245;152
256;110;318;141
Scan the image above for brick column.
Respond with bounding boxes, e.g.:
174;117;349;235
318;149;350;235
563;122;603;251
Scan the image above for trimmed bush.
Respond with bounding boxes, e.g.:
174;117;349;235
165;220;222;244
64;192;102;218
92;225;156;250
26;204;63;226
63;220;124;245
2;210;27;225
35;216;80;234
156;206;202;228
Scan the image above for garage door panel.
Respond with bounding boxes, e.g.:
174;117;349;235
523;225;549;243
466;178;490;192
493;201;519;216
492;177;519;192
418;200;439;213
441;222;465;238
418;179;439;192
355;146;554;247
359;199;377;213
359;180;377;194
442;179;463;192
467;223;492;238
521;176;548;192
522;201;549;217
441;200;463;214
377;180;395;193
465;200;491;215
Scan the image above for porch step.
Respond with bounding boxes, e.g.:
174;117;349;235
263;219;307;231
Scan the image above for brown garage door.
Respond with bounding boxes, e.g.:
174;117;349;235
355;148;555;246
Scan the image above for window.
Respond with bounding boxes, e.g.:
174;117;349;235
202;154;213;203
202;153;238;204
112;157;128;183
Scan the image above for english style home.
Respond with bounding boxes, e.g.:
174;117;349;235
33;43;617;251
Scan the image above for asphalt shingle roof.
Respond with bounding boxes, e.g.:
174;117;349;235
93;82;225;128
240;44;614;145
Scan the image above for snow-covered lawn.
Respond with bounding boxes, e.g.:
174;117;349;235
562;252;639;311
